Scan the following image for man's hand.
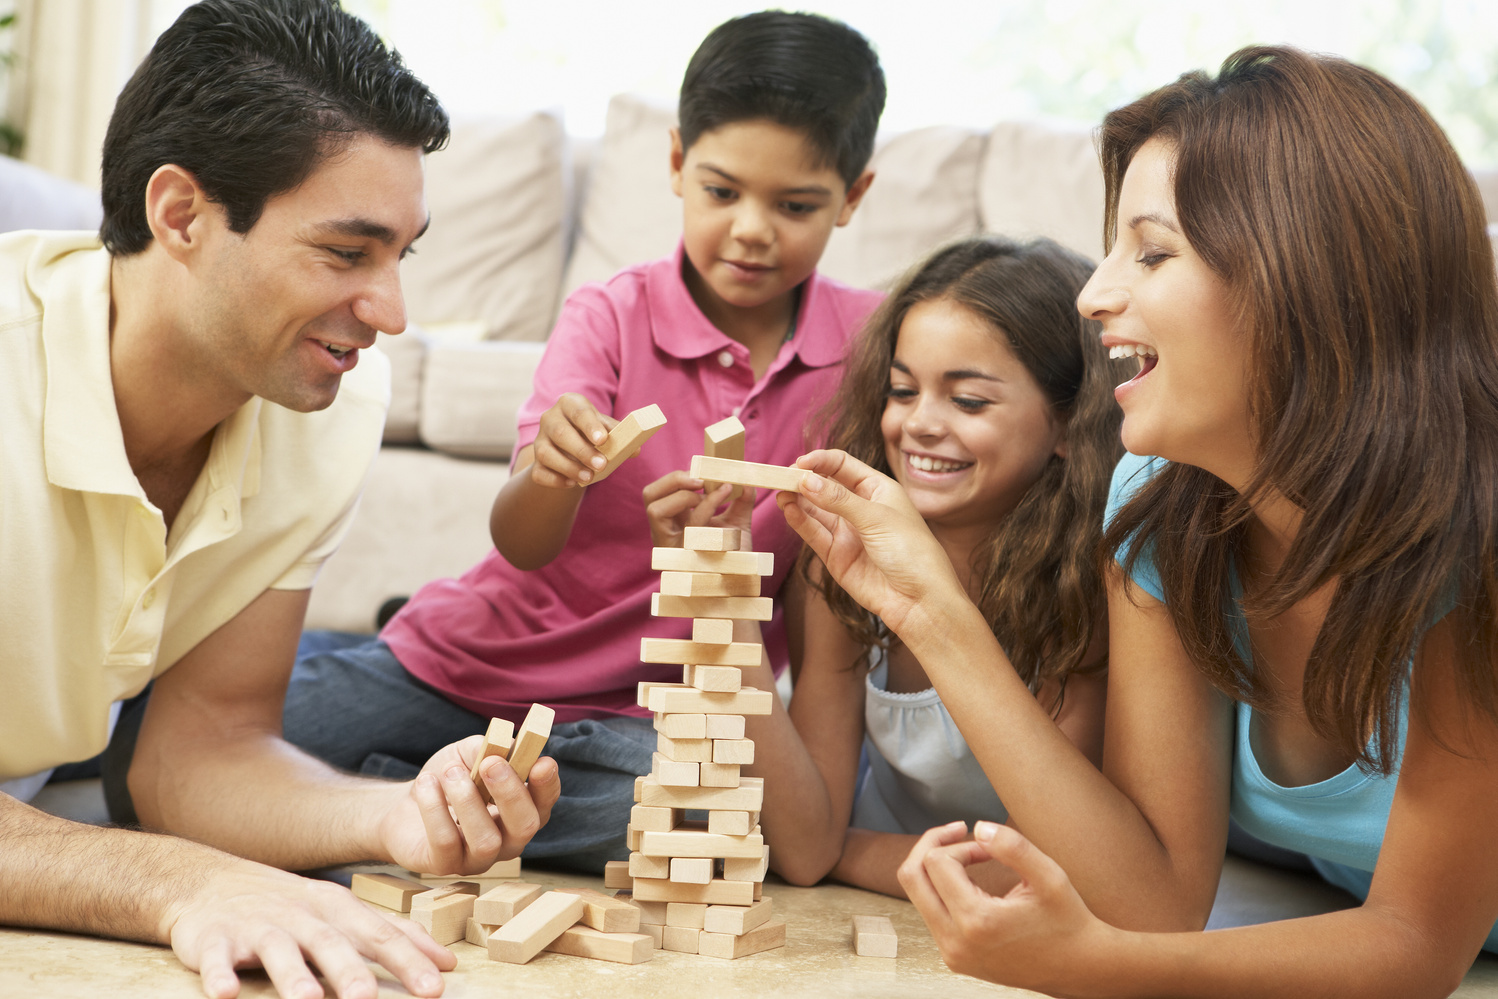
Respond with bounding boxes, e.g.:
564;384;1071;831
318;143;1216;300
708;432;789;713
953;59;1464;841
643;470;755;548
529;393;617;488
375;733;560;876
166;860;455;999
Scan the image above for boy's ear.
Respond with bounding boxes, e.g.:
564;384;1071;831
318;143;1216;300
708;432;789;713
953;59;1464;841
144;163;216;265
669;128;686;198
835;169;875;227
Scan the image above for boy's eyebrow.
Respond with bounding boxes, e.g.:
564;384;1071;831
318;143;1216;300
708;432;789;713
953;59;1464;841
698;164;832;198
319;214;432;245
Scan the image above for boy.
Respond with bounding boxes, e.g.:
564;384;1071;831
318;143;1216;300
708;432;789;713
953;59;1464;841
282;10;886;870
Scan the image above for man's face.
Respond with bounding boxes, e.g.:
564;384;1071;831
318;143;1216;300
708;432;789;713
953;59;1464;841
188;133;428;413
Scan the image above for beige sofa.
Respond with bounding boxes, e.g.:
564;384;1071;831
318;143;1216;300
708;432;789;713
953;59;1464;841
284;93;1498;631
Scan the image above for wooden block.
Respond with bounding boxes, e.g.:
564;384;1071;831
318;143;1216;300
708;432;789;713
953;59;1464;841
852;914;898;958
350;873;426;913
639;829;764;859
669;858;713;884
640;638;761;667
603;860;632;890
411;881;481;910
642;922;664;947
634;775;644;802
703;416;747;502
652;593;773;621
661;925;701;954
654;711;707;739
665;901;708;928
653;548;772;576
630;877;755;906
659;571;761;597
689;455;807;495
507;703;555;782
552;887;641;933
682;526;740;551
704;898;773;936
471;857;522;879
713;739;755;764
699;762;741;787
630;803;682;831
473;882;545;925
699;918;786;960
692;618;736;644
704;714;745;739
466;917;499;947
647;684;772;716
724;845;770;883
707;809;758;835
629;851;671;880
412;892;476;946
486;891;586;965
627;825;643;851
622;895;668;925
656;734;713;763
640;776;764;811
468;717;515;801
593;404;667;483
545;924;654;964
684;664;743;693
651;751;700;786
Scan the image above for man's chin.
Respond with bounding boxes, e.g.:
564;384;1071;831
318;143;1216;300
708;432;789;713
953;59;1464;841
262;377;342;413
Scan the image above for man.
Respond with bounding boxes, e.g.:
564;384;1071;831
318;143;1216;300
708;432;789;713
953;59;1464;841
0;2;558;997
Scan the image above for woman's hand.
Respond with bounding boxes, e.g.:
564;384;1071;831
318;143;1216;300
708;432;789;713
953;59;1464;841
528;393;617;488
899;820;1109;992
776;450;964;636
643;470;755;548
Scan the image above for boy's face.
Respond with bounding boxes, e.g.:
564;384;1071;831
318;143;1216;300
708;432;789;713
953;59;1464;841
671;119;871;321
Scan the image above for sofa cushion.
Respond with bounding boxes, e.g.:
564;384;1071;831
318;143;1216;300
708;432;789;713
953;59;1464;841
375;330;426;444
400;113;567;342
419;340;547;460
979;120;1105;263
0;155;102;233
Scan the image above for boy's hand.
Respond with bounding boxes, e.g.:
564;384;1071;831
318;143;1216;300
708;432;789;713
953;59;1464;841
643;470;755;547
530;393;617;488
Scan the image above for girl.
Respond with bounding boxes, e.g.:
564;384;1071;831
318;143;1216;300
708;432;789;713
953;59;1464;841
779;47;1498;996
668;237;1130;895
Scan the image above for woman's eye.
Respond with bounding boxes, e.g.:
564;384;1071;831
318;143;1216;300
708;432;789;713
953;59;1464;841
886;385;916;400
1136;252;1169;268
953;397;991;412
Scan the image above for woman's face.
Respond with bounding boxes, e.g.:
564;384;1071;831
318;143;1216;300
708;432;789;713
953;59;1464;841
880;297;1064;533
1076;138;1254;481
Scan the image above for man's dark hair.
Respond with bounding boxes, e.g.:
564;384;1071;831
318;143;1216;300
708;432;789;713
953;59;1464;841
101;0;449;255
679;11;885;188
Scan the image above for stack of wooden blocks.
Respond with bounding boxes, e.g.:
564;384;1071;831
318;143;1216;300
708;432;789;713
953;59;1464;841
614;519;786;959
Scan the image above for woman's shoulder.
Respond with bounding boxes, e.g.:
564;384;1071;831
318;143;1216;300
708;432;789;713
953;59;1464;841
1105;451;1166;528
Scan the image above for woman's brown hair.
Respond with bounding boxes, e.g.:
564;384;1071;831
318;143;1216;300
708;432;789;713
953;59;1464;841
1100;46;1498;773
809;236;1133;691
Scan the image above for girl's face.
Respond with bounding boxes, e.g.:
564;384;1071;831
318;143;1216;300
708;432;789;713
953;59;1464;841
881;298;1065;532
1075;138;1253;480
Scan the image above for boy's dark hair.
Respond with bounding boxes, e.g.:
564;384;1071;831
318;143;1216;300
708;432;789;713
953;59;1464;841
679;11;885;188
101;0;449;256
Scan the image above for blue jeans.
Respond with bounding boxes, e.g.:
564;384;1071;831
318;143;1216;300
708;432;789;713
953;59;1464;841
282;632;656;873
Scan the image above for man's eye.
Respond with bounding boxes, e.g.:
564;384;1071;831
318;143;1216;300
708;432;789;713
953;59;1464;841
329;248;365;263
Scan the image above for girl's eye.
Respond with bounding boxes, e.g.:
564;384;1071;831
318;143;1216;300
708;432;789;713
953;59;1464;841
953;396;991;412
886;385;916;400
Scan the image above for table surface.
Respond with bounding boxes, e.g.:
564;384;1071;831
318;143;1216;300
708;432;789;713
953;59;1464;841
3;858;1498;999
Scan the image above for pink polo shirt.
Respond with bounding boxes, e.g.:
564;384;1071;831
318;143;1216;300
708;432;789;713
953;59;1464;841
383;246;883;724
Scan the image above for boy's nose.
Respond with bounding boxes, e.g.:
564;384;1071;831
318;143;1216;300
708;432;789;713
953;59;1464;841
729;200;774;245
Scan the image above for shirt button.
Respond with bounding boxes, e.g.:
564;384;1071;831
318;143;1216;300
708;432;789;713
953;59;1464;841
748;409;760;420
717;351;734;368
142;588;156;609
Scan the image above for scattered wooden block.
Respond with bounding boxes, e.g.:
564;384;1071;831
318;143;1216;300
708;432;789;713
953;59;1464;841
468;717;515;802
656;734;714;763
639;829;764;860
683;664;743;693
654;711;708;739
665;901;708;928
707;809;758;835
642;922;664;948
704;714;746;739
646;684;772;716
713;739;755;764
552;887;641;933
412;891;477;946
652;593;773;621
350;873;426;913
629;852;671;880
724;845;770;883
593;404;667;483
651;751;700;786
699;918;786;960
689;455;807;495
465;917;499;947
506;703;555;782
640;776;764;811
669;858;713;884
473;882;545;925
661;925;702;954
486;891;586;965
630;877;755;906
653;548;772;576
631;803;683;831
852;914;898;958
699;762;741;787
411;881;481;910
603;860;632;890
545;924;654;964
659;571;761;597
640;637;761;667
692;618;736;644
703;416;747;501
704;898;773;936
682;526;741;551
470;857;522;879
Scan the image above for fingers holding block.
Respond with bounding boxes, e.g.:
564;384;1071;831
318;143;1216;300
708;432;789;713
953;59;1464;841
593;404;667;483
688;455;807;494
507;703;555;782
469;717;516;801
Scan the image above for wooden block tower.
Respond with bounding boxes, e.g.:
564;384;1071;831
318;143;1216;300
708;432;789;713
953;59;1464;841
625;520;786;959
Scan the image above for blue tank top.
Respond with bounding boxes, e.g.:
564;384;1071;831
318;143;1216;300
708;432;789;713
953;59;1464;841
1106;451;1498;953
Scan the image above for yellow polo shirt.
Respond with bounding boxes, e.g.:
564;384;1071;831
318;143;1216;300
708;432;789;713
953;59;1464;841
0;231;390;780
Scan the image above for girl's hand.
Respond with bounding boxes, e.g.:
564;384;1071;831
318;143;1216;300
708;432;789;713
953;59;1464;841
899;820;1107;992
643;471;755;548
529;393;617;488
776;449;964;636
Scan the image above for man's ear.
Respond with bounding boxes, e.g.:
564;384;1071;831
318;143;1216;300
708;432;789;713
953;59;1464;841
143;164;213;263
835;169;875;227
669;128;685;199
